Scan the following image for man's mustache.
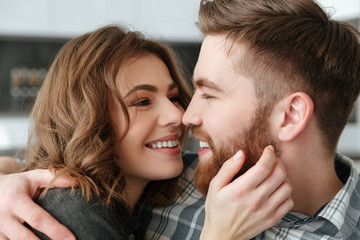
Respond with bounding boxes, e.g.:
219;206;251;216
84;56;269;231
191;127;215;150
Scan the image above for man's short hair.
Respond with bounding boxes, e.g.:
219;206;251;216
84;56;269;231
198;0;360;152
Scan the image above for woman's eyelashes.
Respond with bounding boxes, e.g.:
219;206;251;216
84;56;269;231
130;98;151;107
129;94;180;108
169;95;180;103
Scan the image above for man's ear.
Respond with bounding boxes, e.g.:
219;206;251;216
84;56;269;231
276;92;314;142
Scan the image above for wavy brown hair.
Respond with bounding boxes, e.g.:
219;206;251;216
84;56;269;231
23;25;192;207
198;0;360;153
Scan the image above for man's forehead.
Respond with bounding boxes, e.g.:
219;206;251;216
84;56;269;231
194;35;248;88
192;77;225;93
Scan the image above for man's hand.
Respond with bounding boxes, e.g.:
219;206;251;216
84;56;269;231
0;156;21;174
0;169;77;240
201;146;293;240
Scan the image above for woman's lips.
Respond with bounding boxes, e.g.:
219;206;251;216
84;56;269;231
145;134;181;156
145;133;180;149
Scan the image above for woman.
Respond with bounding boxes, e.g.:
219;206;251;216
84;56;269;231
0;25;292;240
20;24;193;239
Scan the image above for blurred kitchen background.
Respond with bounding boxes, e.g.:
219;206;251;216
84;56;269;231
0;0;360;167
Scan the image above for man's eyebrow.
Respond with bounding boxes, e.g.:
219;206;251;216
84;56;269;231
124;84;158;98
192;78;224;93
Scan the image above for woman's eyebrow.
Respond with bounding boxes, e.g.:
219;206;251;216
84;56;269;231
124;84;158;98
168;82;178;91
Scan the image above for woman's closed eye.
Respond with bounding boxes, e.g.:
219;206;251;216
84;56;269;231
169;95;180;103
130;98;151;107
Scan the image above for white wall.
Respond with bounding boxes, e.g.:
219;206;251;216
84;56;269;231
0;0;357;41
0;0;202;42
317;0;360;19
0;117;28;151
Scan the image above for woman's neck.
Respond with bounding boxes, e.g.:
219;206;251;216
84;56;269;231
123;175;149;212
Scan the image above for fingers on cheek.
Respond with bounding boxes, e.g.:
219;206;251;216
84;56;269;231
207;181;217;196
268;181;293;212
261;161;287;192
270;197;294;225
278;181;293;201
258;147;276;170
222;158;238;172
252;196;290;228
255;164;273;183
274;162;287;180
266;166;287;191
208;159;239;193
249;182;292;221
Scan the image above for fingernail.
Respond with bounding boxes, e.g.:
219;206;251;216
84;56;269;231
268;145;275;152
233;150;243;162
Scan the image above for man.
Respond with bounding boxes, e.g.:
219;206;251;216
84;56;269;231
143;0;360;239
1;0;359;239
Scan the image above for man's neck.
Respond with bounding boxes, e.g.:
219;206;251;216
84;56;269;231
283;146;344;217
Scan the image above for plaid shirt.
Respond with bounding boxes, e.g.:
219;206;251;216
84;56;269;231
141;152;360;240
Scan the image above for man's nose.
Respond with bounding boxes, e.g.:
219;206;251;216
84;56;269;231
182;98;202;126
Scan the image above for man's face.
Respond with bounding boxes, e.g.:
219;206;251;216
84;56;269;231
183;34;277;195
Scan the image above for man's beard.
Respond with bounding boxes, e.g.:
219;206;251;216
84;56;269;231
193;105;278;196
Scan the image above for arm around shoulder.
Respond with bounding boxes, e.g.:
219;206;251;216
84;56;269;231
29;188;134;240
0;156;21;175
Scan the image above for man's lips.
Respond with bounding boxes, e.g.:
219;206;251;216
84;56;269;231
191;127;212;157
199;140;210;148
198;140;211;157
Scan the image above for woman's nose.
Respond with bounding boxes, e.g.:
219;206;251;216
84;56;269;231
159;100;183;127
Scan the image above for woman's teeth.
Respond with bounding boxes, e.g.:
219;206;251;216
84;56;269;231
199;141;209;148
150;139;179;149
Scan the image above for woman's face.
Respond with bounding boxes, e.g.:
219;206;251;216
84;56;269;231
110;54;185;185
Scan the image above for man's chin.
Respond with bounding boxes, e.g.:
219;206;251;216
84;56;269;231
193;154;218;196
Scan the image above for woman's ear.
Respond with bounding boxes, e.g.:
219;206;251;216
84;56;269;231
276;92;314;142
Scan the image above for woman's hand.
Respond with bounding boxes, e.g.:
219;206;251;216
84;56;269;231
201;146;293;240
0;169;76;240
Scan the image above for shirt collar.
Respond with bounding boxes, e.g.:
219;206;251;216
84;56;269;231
276;153;358;231
317;153;359;230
